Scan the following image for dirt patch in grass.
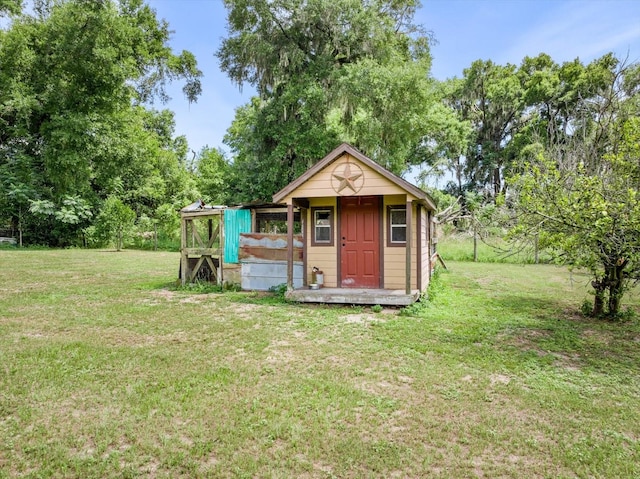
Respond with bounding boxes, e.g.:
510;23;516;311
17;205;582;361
343;313;387;324
265;340;297;365
489;373;511;386
581;328;614;345
356;376;417;403
497;328;551;356
150;289;177;300
551;351;582;370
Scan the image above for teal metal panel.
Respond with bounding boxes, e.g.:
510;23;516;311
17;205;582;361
224;209;252;263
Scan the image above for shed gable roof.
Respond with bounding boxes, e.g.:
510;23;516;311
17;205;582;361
272;143;436;210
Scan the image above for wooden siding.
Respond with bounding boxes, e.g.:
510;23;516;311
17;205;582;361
305;198;338;287
382;196;418;290
281;154;418;204
303;195;426;290
273;143;436;211
420;207;430;292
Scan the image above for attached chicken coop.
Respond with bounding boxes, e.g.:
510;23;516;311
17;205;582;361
179;200;302;288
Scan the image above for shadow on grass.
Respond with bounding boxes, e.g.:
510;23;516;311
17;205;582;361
378;288;640;376
489;294;640;374
492;294;580;320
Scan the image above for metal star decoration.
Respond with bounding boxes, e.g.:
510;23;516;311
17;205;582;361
332;163;363;194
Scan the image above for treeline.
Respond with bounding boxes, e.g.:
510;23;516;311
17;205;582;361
0;0;203;247
437;53;640;200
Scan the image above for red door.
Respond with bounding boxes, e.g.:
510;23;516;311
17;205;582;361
340;196;380;288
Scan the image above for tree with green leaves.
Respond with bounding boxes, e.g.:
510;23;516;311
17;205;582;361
0;0;202;245
0;0;20;16
511;130;639;317
411;78;473;190
435;53;640;268
439;53;636;202
193;146;230;205
509;53;640;317
218;0;446;202
95;195;136;251
443;60;525;199
3;181;32;246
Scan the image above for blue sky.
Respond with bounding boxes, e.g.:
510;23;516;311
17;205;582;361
147;0;640;158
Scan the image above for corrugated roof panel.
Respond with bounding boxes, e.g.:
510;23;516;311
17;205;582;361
223;209;252;263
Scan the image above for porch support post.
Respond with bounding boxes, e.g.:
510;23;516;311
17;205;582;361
287;202;294;290
180;216;188;285
219;212;224;285
417;204;422;292
301;207;308;287
405;199;412;295
427;210;432;282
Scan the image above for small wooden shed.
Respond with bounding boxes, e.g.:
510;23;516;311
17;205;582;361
272;143;437;305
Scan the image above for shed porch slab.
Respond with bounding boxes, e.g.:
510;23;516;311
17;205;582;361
286;287;420;306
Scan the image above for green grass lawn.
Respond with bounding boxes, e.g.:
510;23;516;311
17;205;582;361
1;249;639;478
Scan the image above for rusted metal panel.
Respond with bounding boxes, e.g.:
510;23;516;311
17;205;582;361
240;233;303;248
238;247;301;262
238;233;303;262
239;233;304;290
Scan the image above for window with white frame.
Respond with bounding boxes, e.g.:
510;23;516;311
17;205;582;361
312;207;333;246
388;206;407;245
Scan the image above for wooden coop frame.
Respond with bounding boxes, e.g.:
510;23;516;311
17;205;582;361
179;203;225;286
179;201;304;287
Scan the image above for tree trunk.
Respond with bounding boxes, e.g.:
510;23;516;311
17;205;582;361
455;156;463;197
591;279;606;317
493;166;501;201
607;260;628;316
18;207;23;247
608;282;623;316
154;222;158;252
472;217;478;262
